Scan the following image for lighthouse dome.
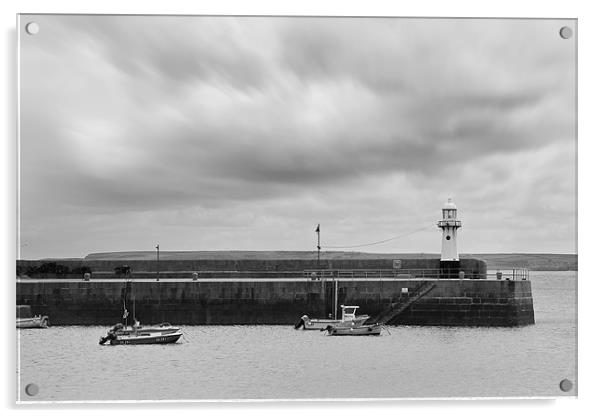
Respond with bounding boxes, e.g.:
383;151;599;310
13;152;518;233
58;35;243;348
443;198;457;210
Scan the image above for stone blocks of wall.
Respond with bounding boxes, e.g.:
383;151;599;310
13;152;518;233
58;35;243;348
17;276;533;327
17;257;487;279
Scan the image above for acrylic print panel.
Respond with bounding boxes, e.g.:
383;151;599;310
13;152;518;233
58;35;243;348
17;15;577;402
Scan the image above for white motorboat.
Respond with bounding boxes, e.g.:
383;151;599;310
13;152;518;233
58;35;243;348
16;305;49;329
17;316;50;329
294;305;370;330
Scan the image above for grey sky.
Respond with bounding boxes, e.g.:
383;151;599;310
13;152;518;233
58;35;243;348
19;16;576;259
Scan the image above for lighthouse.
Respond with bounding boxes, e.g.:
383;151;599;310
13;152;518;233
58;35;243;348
437;198;462;277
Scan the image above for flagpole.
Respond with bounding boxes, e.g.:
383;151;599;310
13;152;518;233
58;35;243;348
156;244;160;281
316;224;321;265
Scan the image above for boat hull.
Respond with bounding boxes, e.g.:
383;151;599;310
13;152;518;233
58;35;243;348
109;332;183;345
295;315;370;330
116;325;180;336
326;324;381;336
17;316;49;329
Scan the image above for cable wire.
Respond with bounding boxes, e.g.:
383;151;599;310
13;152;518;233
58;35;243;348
322;224;435;249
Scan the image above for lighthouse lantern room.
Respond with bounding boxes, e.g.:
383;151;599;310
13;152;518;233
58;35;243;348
437;198;462;263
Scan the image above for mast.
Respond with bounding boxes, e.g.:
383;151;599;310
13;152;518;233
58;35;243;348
156;244;160;281
123;280;128;329
333;279;338;320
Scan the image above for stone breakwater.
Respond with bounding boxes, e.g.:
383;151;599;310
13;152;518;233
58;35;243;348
17;278;534;328
16;257;534;326
16;257;487;279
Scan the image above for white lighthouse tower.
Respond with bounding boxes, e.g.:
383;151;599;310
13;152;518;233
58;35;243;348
437;198;462;262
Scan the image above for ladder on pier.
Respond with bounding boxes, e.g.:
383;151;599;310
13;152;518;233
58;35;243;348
366;282;437;325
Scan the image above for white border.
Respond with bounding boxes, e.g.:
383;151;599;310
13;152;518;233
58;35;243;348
3;0;600;417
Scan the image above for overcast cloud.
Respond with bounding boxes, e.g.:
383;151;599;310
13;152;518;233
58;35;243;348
19;16;576;258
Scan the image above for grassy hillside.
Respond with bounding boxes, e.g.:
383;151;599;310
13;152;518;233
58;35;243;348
463;253;577;271
83;251;577;271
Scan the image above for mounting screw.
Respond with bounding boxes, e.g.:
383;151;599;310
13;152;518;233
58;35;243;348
559;378;573;392
25;22;40;35
559;26;573;39
25;383;39;396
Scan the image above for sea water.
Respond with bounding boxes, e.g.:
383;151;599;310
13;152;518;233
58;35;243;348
16;271;576;401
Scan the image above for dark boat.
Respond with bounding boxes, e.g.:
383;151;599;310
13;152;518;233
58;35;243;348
99;322;183;345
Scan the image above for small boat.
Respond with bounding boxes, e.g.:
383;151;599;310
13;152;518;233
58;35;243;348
99;278;182;345
294;305;370;330
16;305;49;329
99;322;182;345
324;323;382;336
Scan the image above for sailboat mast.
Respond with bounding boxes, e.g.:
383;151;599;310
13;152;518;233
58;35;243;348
334;279;338;320
123;286;128;329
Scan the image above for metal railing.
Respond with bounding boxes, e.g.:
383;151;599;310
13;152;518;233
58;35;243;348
485;268;530;281
22;268;527;281
302;268;484;280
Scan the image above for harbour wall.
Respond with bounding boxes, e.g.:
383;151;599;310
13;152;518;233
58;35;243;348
17;277;534;327
16;258;487;279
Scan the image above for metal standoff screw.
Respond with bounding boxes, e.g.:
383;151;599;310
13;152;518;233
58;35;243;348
25;22;40;35
559;379;573;392
25;383;39;396
559;26;573;39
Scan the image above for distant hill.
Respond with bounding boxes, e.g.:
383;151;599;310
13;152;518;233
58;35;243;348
462;253;577;271
84;250;438;261
83;251;577;271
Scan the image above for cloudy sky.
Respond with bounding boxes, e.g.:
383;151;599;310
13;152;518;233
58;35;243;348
18;15;576;259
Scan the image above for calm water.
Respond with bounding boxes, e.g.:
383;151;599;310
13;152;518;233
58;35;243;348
17;271;577;401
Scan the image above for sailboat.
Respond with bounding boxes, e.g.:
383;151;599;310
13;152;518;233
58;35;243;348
99;322;183;345
99;278;182;345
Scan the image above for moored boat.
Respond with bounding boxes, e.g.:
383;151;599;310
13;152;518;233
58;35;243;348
99;277;183;345
16;305;49;329
114;322;180;336
325;323;382;336
109;331;183;345
99;322;183;345
294;305;370;330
